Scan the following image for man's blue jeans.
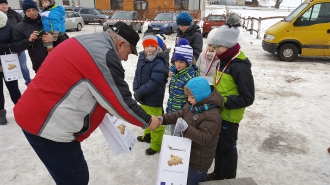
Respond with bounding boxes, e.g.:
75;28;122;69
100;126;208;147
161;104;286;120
18;51;31;85
22;130;89;185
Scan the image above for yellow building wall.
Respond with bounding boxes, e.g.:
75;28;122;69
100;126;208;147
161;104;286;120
96;0;110;10
96;0;176;10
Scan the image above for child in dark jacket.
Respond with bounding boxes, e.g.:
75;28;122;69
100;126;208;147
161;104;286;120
166;38;199;135
206;13;255;181
133;34;168;155
38;0;66;53
159;77;223;185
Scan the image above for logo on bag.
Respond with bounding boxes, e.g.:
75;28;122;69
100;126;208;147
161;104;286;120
167;145;186;152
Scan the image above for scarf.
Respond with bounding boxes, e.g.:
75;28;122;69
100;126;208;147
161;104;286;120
216;43;241;63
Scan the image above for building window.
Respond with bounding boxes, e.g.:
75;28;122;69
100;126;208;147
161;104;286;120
134;1;148;11
110;0;124;10
174;0;188;10
63;0;70;6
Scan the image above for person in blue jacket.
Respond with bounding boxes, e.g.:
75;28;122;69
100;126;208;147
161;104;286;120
38;0;65;53
133;34;167;155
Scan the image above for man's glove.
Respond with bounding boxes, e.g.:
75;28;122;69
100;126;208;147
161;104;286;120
133;91;142;103
175;117;188;132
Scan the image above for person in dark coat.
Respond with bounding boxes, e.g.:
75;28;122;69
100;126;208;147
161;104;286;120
12;0;68;73
175;12;203;61
0;11;21;125
0;0;32;85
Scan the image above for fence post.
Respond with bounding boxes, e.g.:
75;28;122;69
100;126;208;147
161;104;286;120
257;17;261;39
242;17;245;29
250;17;254;35
246;16;250;31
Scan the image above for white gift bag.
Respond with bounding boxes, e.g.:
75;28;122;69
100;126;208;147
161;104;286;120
0;53;23;81
156;134;192;185
99;113;137;156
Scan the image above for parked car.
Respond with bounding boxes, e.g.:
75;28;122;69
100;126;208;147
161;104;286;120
14;9;24;18
103;10;143;33
147;12;178;35
202;14;226;37
65;11;84;31
74;7;110;25
62;5;74;11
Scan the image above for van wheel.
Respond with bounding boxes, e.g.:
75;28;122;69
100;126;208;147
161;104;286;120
277;44;298;61
84;21;89;25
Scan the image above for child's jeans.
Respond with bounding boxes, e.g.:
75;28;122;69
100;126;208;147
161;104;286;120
187;167;207;185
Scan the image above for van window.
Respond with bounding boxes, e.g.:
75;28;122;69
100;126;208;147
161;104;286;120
298;3;330;26
316;3;330;24
285;3;308;22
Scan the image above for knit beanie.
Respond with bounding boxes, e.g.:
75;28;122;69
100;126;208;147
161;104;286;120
142;35;158;49
0;0;8;4
177;12;193;26
185;77;211;103
0;11;7;28
206;28;218;45
22;0;39;13
156;34;166;48
208;13;241;48
173;38;193;66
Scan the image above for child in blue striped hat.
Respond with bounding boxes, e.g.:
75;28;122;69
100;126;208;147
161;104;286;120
165;38;199;136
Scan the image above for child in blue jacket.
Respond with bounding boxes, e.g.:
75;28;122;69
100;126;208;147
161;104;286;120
133;34;168;155
38;0;66;53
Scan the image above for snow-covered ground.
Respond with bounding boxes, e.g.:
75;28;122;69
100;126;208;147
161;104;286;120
1;3;330;185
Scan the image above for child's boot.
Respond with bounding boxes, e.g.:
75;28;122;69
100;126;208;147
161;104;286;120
0;109;7;125
145;148;157;155
137;133;151;143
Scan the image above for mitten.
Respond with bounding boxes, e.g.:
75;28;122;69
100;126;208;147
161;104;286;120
158;116;163;124
133;91;141;102
175;117;188;132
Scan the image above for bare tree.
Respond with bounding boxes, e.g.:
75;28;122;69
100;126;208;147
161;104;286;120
275;0;284;9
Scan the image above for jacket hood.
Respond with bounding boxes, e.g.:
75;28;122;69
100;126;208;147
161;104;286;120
38;0;55;10
193;86;223;108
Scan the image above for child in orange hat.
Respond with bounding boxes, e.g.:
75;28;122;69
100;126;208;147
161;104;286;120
133;34;168;155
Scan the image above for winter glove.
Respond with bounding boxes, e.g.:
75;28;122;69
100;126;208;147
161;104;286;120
158;116;163;124
133;91;143;104
175;117;188;132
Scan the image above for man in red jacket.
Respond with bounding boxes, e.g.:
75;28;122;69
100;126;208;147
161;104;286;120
14;21;160;185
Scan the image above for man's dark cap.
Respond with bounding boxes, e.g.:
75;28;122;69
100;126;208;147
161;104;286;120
111;21;140;55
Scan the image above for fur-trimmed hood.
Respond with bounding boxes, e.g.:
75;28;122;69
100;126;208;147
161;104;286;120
38;0;55;10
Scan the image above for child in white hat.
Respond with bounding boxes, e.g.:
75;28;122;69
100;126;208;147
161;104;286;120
206;13;255;181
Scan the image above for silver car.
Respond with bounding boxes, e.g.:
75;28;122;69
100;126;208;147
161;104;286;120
65;11;84;31
103;10;143;33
